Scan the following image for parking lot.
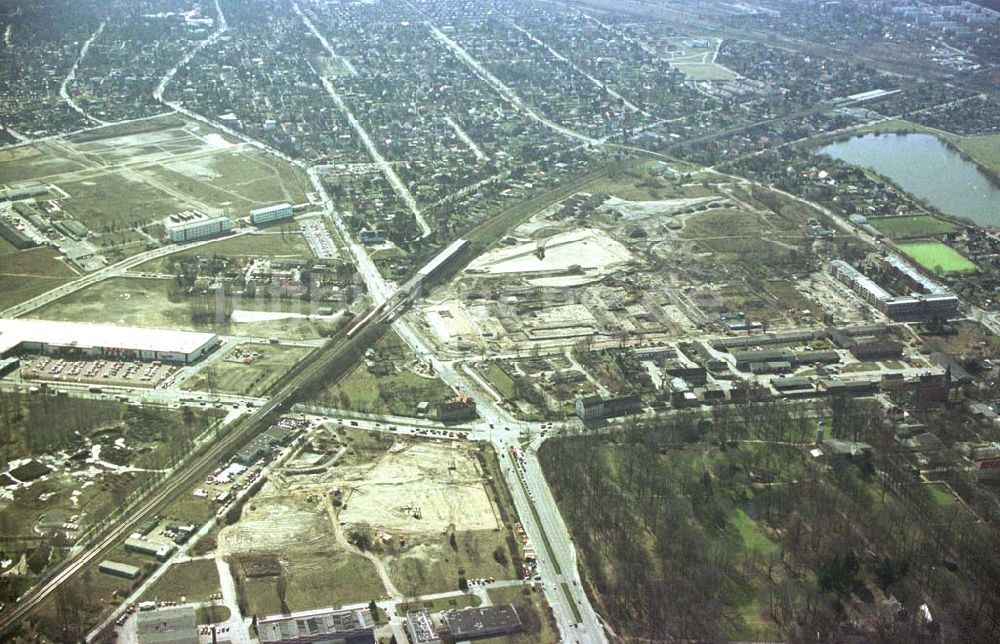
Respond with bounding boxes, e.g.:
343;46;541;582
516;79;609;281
299;217;338;260
20;355;177;388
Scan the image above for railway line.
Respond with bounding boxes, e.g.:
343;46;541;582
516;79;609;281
0;314;387;636
0;158;624;637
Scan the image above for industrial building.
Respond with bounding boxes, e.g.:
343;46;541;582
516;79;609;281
125;538;175;561
359;228;384;245
443;605;523;640
98;560;141;580
406;609;440;644
576;394;642;420
235;424;298;465
163;210;232;243
731;348;797;372
0;357;18;379
250;203;294;226
830;259;959;321
136;605;199;644
0;218;37;249
435;396;478;421
0;185;48;201
53;218;88;240
257;607;375;643
0;319;220;364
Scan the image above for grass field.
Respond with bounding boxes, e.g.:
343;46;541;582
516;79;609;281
0;246;76;310
482;363;518;399
680;209;771;238
868;215;958;239
141;559;221;603
242;549;384;615
1;119;311;234
396;594;481;613
33;277;339;339
897;241;978;274
182;344;313;396
671;62;739;81
388;529;513;596
487;585;559;644
956;134;1000;175
316;332;454;415
0;143;87;183
196;605;231;625
60;175;189;231
140;230;312;272
585;164;718;202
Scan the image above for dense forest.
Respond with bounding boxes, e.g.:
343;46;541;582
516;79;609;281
540;399;1000;641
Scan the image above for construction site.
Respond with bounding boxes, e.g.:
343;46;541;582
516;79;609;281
207;425;519;616
411;164;864;360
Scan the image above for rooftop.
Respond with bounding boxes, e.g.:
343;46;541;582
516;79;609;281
257;607;374;642
136;605;199;644
0;319;218;356
444;604;523;638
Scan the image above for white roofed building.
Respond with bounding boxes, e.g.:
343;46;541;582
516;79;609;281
0;319;220;363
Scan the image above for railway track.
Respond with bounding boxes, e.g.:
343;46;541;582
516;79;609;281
0;157;633;637
0;317;386;637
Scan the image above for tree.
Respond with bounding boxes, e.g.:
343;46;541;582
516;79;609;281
458;574;468;591
368;599;379;623
493;546;509;566
818;550;860;598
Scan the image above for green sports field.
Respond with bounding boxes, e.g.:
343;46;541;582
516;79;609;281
897;241;978;274
868;215;957;239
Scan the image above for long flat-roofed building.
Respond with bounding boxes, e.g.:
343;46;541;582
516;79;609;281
443;605;523;640
257;606;375;643
0;319;220;363
250;203;294;225
163;210;232;243
830;259;959;321
136;605;198;644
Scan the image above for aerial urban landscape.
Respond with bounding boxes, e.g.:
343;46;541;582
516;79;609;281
0;0;998;642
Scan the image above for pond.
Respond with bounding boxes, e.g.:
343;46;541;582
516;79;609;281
816;132;1000;228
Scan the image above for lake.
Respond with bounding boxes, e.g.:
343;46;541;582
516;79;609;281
816;132;1000;228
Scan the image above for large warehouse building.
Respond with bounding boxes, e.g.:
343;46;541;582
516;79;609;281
0;319;220;363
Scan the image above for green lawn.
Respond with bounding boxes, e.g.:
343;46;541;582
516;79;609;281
955;134;1000;175
140;559;221;603
396;594;481;613
316;332;455;416
486;586;559;644
868;215;957;239
182;344;314;397
0;246;76;310
897;241;978;274
925;482;958;509
483;363;518;399
33;277;338;339
729;508;778;557
388;530;514;596
243;550;384;616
